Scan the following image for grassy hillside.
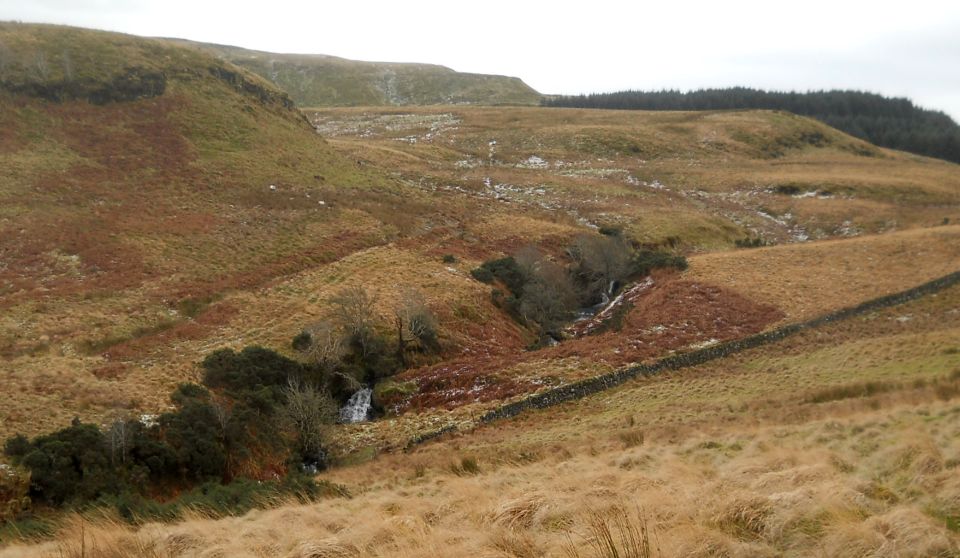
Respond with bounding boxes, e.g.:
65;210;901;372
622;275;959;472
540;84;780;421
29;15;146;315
2;66;959;442
308;106;960;248
0;23;414;434
5;266;959;557
1;23;960;556
171;40;541;107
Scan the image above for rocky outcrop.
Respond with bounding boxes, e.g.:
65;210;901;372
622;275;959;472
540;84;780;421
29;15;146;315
1;65;165;104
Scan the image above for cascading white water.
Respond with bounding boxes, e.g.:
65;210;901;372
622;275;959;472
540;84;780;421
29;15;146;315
339;387;372;423
574;282;615;322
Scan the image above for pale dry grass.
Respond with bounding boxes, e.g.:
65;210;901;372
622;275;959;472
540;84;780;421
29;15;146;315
0;243;510;439
685;224;960;321
4;399;958;558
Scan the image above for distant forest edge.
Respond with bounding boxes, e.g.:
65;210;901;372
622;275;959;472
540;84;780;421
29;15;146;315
542;88;960;164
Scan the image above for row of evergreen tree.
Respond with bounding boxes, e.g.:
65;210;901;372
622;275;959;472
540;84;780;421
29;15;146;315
541;88;960;163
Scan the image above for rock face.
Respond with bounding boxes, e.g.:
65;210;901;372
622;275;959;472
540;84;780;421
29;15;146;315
170;40;542;107
1;66;166;104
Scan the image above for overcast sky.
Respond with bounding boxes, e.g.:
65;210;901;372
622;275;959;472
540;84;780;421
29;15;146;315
3;0;959;120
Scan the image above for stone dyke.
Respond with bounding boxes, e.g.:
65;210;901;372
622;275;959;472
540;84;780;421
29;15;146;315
405;269;960;450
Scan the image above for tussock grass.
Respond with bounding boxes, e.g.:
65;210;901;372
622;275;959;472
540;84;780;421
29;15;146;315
564;505;658;558
491;492;547;530
288;539;359;558
450;456;481;476
4;397;960;557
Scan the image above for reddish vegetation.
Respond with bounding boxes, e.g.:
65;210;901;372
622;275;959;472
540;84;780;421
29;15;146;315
0;95;200;306
393;300;532;411
393;273;784;413
395;365;540;413
101;301;240;361
548;276;785;367
167;231;376;301
90;362;130;381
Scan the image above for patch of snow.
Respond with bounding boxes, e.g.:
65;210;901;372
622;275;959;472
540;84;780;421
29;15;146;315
517;155;548;169
791;190;835;199
313;112;460;139
640;179;667;190
836;220;861;237
757;210;788;227
688;338;720;350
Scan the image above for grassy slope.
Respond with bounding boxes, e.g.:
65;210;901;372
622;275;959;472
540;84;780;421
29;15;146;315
1;24;960;557
170;40;542;107
2;49;960;440
326;225;960;455
0;23;408;434
5;269;959;557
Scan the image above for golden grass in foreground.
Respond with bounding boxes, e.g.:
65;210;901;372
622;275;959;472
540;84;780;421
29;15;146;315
3;400;957;557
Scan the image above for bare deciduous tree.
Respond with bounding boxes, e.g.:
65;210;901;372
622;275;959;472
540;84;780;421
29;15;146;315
283;378;338;465
394;288;439;365
514;247;577;336
330;285;378;357
107;419;131;467
302;320;346;373
571;233;631;301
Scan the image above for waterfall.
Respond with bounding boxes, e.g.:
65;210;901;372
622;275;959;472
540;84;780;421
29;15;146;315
339;387;373;424
575;290;611;322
